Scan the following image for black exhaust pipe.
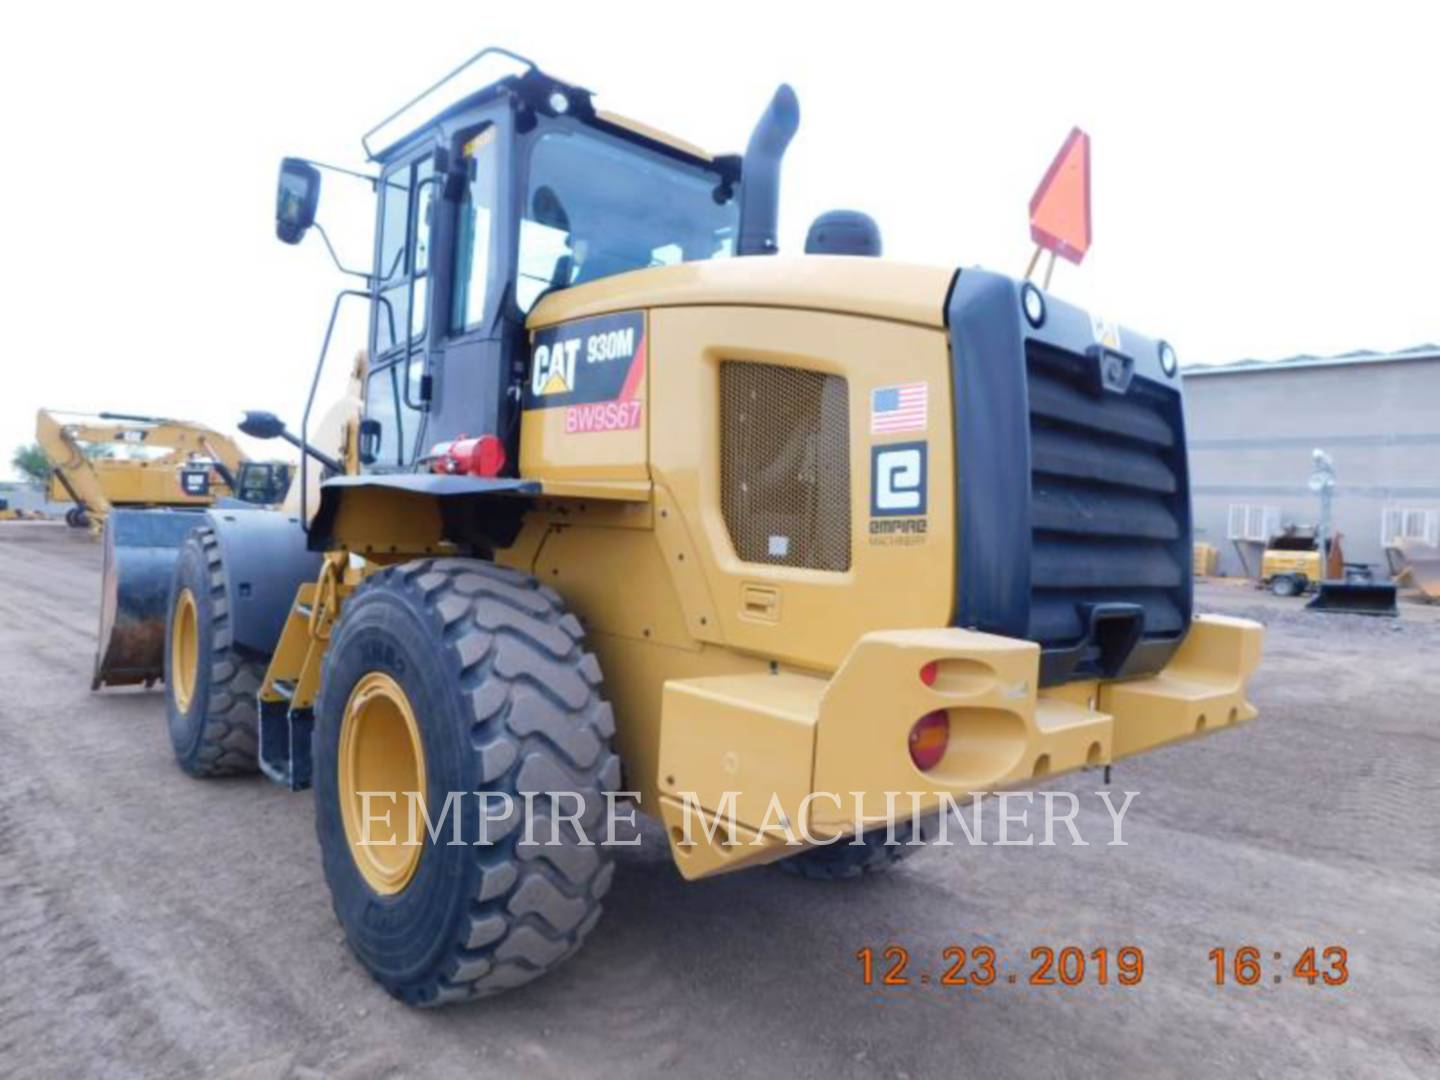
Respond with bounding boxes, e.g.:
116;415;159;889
736;84;800;256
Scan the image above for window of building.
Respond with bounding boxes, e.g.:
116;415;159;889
1226;504;1281;542
1382;507;1439;546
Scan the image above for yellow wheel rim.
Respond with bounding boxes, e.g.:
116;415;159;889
171;588;199;713
338;672;427;895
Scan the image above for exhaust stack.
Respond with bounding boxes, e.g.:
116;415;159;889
736;84;800;256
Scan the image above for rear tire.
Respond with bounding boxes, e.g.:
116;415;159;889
314;558;620;1006
164;527;264;777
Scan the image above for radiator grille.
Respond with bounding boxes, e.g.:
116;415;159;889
720;362;851;571
1025;341;1190;653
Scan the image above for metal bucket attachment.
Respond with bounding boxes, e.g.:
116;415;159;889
93;508;206;689
1389;539;1440;600
1305;580;1399;617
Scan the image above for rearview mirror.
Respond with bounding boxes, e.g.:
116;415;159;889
276;158;321;244
239;410;286;440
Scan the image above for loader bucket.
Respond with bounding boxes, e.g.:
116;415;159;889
93;508;206;689
1305;580;1399;617
1392;538;1440;600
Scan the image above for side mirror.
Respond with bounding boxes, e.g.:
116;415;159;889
239;409;286;440
276;158;321;244
239;409;344;475
358;418;382;465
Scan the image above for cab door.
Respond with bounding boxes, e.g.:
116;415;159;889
416;118;519;465
364;151;438;467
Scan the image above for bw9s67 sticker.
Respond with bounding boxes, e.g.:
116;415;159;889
525;310;646;434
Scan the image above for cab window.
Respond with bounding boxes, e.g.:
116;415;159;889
517;129;737;312
450;127;499;334
367;155;435;466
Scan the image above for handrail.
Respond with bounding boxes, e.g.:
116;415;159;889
300;291;395;530
361;46;537;161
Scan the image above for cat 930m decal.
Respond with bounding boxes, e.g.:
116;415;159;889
524;311;646;434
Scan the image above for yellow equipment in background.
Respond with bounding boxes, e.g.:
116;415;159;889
1193;542;1219;578
36;409;293;529
1260;530;1324;597
1388;537;1440;601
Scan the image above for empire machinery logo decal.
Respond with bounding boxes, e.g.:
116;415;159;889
525;311;646;434
870;440;929;546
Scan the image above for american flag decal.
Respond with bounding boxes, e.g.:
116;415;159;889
870;382;928;434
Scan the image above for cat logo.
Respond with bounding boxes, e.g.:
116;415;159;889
1090;313;1123;352
532;338;581;396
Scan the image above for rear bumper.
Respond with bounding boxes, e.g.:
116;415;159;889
656;614;1262;878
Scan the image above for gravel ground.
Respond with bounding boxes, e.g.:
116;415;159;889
0;522;1436;1079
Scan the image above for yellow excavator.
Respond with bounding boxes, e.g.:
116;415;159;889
109;49;1262;1005
36;409;292;529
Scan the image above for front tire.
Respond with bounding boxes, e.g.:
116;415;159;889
314;558;620;1006
164;527;264;777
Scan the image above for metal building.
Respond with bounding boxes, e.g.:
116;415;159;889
1183;346;1440;577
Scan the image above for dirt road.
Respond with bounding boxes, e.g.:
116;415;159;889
0;523;1436;1079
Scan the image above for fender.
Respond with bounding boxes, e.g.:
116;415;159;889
203;508;324;656
308;473;540;553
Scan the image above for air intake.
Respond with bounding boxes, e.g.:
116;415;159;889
719;362;851;571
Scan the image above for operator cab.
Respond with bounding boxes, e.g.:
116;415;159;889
275;50;780;481
275;49;807;491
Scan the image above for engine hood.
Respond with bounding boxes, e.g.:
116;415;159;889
527;255;955;331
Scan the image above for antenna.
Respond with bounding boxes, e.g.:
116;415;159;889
1024;127;1092;289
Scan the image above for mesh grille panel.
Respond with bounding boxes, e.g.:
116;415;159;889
720;362;851;571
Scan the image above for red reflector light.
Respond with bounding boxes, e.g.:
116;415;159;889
919;661;938;687
908;710;949;772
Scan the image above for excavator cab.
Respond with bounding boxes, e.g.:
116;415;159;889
234;461;293;506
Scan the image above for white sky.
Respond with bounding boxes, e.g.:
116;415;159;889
2;0;1437;479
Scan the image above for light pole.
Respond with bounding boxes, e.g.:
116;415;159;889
1309;449;1335;581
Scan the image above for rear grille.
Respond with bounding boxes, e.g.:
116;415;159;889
1025;341;1191;668
719;362;851;571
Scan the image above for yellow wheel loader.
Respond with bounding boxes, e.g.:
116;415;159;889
129;49;1262;1005
40;409;295;689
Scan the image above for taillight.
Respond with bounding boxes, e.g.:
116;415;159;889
919;661;938;687
908;710;949;771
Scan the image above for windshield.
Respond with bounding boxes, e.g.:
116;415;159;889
517;128;737;311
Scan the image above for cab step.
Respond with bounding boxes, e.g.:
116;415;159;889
256;582;323;791
258;699;314;791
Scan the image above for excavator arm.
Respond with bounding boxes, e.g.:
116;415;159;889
35;409;253;524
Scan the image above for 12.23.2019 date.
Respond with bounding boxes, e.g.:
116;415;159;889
856;945;1145;988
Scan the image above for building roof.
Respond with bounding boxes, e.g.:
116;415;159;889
1183;343;1440;378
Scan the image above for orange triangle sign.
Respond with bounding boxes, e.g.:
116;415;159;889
1029;127;1092;264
